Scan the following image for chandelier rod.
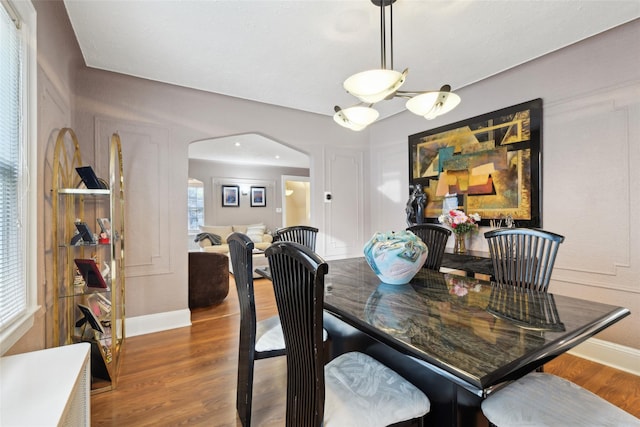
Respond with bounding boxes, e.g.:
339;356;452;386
379;0;394;70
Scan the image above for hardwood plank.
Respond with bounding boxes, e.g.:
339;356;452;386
546;353;640;418
91;276;286;426
91;276;639;425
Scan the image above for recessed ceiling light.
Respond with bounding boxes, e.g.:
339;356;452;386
275;155;280;159
235;142;241;147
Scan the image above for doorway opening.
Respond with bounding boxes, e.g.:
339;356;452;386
282;175;310;228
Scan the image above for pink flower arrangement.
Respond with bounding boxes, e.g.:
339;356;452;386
438;209;481;235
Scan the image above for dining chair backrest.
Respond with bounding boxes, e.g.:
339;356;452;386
265;241;328;427
273;225;319;251
228;233;257;339
407;224;452;271
484;228;565;292
228;232;286;426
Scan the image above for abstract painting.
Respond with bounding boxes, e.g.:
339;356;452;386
408;99;542;227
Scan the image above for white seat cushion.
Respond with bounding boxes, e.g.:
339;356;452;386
324;352;430;427
255;316;285;352
255;316;328;353
482;373;640;427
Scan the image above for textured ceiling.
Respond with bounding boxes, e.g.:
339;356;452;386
64;0;639;165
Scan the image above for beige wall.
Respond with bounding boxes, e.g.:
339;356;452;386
13;0;367;351
188;158;309;232
368;20;640;350
9;1;638;359
6;0;85;355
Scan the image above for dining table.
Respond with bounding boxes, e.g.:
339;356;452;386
312;257;631;426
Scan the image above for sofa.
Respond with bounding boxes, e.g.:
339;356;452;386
188;251;229;308
196;223;273;254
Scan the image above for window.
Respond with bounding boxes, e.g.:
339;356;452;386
187;178;204;233
0;0;37;354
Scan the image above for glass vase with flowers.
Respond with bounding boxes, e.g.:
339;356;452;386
438;209;481;253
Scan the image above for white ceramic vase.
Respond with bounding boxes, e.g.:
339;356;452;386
363;230;428;285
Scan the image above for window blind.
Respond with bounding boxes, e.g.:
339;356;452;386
0;2;27;330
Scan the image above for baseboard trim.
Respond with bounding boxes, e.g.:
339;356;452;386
569;338;640;376
125;309;191;338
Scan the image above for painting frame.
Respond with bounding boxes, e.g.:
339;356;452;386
250;186;266;207
408;99;542;228
222;185;240;207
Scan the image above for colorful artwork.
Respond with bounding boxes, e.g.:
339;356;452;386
408;99;541;227
250;186;266;207
222;185;239;207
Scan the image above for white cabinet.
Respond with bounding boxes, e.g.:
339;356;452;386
0;343;91;426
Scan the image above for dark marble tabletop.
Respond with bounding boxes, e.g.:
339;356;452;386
324;257;630;394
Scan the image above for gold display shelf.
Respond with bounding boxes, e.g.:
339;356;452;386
51;128;126;393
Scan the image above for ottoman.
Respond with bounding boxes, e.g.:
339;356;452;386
188;251;230;309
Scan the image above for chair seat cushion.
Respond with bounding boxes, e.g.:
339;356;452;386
255;316;285;352
324;352;430;427
481;373;640;426
255;316;328;353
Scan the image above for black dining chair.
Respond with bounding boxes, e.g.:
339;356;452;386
407;224;452;271
265;241;430;427
273;225;318;251
481;229;638;427
484;228;565;292
227;233;287;427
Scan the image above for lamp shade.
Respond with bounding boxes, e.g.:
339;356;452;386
406;90;461;119
333;106;379;131
343;69;406;103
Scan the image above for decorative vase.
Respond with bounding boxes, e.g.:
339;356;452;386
454;233;466;254
363;230;428;285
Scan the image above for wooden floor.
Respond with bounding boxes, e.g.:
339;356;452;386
91;276;640;426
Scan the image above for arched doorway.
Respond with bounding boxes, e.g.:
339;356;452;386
187;133;310;239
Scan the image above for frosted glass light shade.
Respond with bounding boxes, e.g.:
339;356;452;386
343;69;406;103
406;90;461;119
333;106;379;131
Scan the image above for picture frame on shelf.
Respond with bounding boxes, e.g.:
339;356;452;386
87;293;112;320
76;303;105;334
75;166;108;189
222;185;239;207
97;218;111;237
250;186;266;207
74;222;95;244
74;258;108;289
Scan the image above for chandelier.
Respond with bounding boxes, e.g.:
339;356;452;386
333;0;461;131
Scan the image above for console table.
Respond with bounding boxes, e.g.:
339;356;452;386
441;249;494;279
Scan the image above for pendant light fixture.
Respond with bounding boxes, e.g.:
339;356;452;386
334;0;461;131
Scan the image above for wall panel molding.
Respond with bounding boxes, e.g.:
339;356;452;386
95;117;172;277
323;148;364;259
543;81;639;292
40;70;72;349
370;142;407;233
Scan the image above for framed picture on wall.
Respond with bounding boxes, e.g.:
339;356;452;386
408;98;542;227
250;186;266;207
222;185;240;207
